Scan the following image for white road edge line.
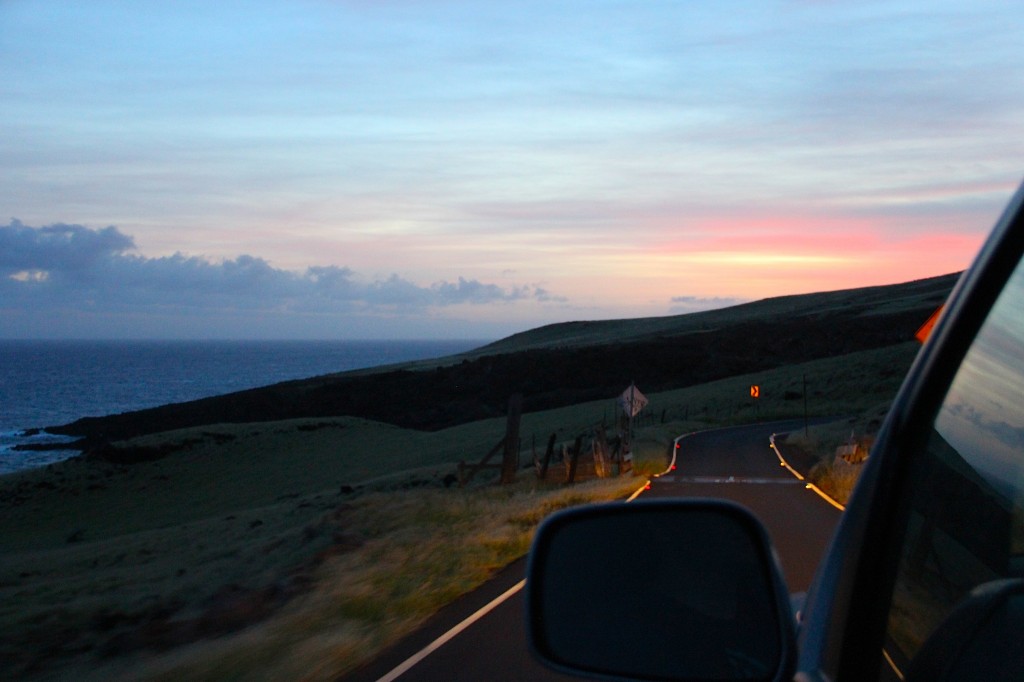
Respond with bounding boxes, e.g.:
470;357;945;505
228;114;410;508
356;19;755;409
376;478;651;681
375;579;526;682
381;427;859;681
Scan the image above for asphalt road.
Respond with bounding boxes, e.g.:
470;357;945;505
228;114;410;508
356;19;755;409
647;419;842;592
343;419;842;681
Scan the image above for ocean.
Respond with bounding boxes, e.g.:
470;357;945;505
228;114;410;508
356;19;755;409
0;339;487;474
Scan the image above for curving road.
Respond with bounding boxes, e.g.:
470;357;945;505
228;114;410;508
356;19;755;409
343;419;841;681
649;419;842;592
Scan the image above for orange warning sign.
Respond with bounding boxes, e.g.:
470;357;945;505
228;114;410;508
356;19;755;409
915;306;944;344
750;385;760;399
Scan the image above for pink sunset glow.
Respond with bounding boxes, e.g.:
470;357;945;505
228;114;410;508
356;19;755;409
2;2;1022;339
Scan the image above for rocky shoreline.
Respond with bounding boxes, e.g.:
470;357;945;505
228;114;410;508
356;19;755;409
12;438;89;453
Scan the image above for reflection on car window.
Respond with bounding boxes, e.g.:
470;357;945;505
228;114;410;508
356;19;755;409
886;262;1024;670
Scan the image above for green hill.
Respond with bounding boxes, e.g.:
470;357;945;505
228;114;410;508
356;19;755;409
474;272;956;353
47;272;956;452
1;272;958;681
48;274;954;448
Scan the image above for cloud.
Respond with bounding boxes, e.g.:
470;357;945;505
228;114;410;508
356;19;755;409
945;402;1024;456
531;286;566;303
668;295;745;314
432;277;524;305
0;219;135;271
1;220;562;323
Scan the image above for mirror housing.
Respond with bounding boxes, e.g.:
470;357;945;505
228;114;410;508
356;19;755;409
525;500;796;681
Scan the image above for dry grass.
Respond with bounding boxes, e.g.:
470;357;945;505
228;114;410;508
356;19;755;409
781;402;891;504
808;459;863;505
67;477;642;682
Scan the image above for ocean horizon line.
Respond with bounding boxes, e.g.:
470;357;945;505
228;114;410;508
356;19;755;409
1;338;491;474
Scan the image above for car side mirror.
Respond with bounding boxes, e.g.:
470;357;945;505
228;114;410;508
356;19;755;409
525;500;796;682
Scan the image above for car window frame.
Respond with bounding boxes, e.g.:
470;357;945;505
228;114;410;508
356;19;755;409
795;182;1024;682
884;257;1024;675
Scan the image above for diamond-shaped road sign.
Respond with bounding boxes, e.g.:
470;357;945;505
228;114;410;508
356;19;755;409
618;383;648;418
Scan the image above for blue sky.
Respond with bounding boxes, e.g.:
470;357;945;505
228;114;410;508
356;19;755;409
2;1;1022;339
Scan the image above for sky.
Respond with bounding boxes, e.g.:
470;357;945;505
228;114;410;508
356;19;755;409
2;1;1022;340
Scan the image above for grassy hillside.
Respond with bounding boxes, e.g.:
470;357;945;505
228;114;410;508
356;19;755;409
1;273;953;680
475;272;957;353
48;273;954;448
2;341;923;680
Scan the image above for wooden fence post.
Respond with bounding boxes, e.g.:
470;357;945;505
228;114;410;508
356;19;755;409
566;435;583;484
458;437;504;487
537;432;556;480
593;438;608;478
595;424;611;477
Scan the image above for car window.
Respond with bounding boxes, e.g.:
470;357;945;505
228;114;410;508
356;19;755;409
884;259;1024;676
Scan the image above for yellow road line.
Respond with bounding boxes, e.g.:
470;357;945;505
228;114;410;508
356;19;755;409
804;481;846;511
770;433;845;511
882;647;905;680
774;434;907;679
626;481;650;502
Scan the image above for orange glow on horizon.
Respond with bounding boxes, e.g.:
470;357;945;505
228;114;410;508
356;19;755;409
625;212;986;301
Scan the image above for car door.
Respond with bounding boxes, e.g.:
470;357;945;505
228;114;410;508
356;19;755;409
796;182;1024;682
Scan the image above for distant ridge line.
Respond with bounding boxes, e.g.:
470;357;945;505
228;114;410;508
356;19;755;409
478;272;961;354
48;271;959;446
